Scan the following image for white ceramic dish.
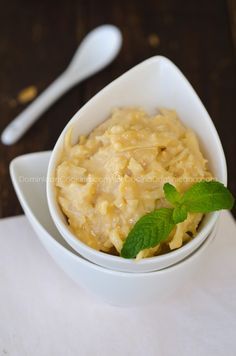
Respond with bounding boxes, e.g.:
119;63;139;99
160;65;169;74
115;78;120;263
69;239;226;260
10;152;217;306
47;56;227;273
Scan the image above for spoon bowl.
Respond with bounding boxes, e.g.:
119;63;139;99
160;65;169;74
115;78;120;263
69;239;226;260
67;25;122;80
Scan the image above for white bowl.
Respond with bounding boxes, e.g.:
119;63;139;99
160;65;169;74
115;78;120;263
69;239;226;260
10;152;217;306
47;56;227;273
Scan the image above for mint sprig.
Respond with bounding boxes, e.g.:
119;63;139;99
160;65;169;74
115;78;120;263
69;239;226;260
120;180;234;259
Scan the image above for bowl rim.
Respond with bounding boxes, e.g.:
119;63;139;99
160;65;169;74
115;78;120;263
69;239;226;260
10;151;217;278
46;55;227;269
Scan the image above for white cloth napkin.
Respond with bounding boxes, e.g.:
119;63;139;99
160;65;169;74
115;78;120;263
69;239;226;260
0;212;236;356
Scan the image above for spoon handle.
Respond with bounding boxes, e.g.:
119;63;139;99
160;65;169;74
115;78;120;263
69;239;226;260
1;73;75;145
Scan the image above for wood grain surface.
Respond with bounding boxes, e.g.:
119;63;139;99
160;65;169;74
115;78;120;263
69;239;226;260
0;0;235;217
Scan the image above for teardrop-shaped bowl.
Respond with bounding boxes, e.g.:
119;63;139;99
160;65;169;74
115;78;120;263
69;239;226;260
47;56;226;273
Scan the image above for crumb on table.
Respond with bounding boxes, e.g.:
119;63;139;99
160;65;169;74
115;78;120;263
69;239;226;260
17;86;38;104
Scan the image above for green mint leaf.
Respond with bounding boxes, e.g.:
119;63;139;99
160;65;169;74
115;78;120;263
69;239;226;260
121;208;175;259
121;180;234;260
163;183;182;206
172;205;188;224
180;180;234;213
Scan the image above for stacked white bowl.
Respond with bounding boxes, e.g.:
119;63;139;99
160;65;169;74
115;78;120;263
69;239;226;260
15;56;227;306
10;150;219;307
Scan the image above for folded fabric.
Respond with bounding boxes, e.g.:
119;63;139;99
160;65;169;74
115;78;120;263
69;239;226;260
0;212;235;356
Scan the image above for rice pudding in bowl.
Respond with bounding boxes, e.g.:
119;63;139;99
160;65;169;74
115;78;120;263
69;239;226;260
47;56;227;272
55;107;212;260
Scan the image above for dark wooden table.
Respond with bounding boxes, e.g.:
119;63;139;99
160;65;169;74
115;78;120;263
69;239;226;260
0;0;236;218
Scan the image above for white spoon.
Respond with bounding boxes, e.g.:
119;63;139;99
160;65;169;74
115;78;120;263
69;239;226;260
1;25;122;145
